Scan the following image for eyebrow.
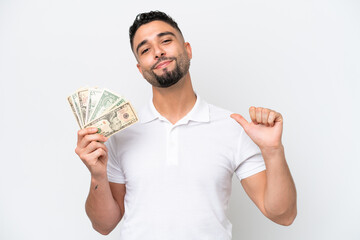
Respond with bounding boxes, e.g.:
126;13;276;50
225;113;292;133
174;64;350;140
136;31;176;54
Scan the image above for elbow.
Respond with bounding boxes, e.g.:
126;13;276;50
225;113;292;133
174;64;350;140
96;229;111;236
92;224;115;235
90;217;121;236
269;207;297;226
85;204;123;235
277;210;297;226
264;202;297;226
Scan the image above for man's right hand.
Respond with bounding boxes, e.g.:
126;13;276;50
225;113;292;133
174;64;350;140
75;127;109;180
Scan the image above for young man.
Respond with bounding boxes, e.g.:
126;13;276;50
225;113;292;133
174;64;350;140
75;11;297;239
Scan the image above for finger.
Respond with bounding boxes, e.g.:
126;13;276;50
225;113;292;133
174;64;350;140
78;133;108;149
77;127;99;144
261;108;270;126
81;148;108;169
84;141;108;156
76;141;108;162
87;148;108;163
256;107;262;124
249;106;257;124
274;112;283;123
230;113;249;130
268;111;276;127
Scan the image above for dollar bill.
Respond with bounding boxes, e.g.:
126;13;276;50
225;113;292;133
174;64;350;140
77;88;89;125
84;102;138;137
86;88;103;124
71;92;84;128
88;89;120;122
67;96;82;129
109;97;127;111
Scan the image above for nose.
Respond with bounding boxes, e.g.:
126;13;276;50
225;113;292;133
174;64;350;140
154;45;165;59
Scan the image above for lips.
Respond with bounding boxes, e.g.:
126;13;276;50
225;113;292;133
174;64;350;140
154;60;173;69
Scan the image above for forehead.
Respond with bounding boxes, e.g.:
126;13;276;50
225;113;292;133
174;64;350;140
133;20;183;48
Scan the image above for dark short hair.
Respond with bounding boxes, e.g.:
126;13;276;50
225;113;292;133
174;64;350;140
129;11;183;52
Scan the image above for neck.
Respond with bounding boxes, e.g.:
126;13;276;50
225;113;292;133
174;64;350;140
152;72;196;124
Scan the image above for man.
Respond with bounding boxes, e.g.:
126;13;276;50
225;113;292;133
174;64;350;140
75;11;297;239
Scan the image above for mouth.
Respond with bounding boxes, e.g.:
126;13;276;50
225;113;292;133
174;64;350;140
154;60;173;70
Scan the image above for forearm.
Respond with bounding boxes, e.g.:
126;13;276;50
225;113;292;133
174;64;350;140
262;145;297;225
85;176;122;235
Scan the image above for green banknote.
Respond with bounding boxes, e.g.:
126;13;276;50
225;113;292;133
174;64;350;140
67;96;82;129
84;102;138;137
109;97;127;111
77;88;89;125
71;92;84;128
86;88;103;124
67;87;138;136
88;89;120;122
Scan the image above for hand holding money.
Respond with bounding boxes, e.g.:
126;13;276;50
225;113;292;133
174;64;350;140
75;127;109;179
69;87;138;178
67;87;138;137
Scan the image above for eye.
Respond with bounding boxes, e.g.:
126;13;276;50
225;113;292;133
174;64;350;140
162;39;172;44
141;48;149;55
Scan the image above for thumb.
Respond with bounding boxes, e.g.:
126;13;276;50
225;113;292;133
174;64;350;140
230;113;249;130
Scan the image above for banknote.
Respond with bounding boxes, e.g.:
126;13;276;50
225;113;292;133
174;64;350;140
84;102;138;137
71;92;84;128
68;87;138;137
78;88;89;125
86;88;103;124
67;96;82;128
109;97;126;111
88;89;120;122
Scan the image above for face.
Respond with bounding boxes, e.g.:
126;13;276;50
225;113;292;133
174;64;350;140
109;113;121;130
133;21;192;88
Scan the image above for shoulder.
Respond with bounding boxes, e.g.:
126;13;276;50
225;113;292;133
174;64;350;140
206;102;245;135
208;103;232;119
208;103;239;125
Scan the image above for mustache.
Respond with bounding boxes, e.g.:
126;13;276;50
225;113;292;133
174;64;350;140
151;57;176;70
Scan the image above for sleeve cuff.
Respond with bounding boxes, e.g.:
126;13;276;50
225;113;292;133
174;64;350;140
235;164;266;181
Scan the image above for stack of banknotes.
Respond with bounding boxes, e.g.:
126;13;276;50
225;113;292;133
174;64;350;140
67;87;138;137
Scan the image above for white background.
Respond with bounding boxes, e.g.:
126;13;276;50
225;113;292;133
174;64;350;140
1;0;359;239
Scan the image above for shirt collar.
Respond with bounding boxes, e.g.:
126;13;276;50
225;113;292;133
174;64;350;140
139;94;210;124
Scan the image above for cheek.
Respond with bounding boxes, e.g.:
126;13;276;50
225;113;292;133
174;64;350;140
139;58;154;70
166;47;179;57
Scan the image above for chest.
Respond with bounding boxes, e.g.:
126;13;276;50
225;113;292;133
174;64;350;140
116;123;237;192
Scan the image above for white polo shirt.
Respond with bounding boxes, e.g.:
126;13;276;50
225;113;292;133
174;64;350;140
106;96;265;240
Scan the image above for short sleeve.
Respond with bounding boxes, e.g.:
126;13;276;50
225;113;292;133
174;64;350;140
234;129;266;181
106;136;126;184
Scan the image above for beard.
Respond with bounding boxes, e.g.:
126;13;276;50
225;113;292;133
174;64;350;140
142;52;191;88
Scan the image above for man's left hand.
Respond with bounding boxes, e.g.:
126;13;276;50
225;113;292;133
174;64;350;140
231;107;283;150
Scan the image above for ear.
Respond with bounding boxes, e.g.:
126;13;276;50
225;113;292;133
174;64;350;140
136;63;143;76
184;42;192;60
